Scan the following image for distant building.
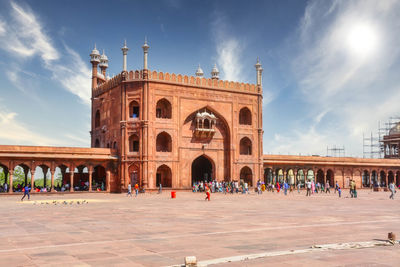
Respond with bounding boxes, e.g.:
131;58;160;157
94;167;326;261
382;123;400;158
90;40;263;191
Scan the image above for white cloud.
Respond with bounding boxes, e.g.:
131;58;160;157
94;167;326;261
211;15;244;82
0;109;59;145
271;0;400;157
0;2;90;105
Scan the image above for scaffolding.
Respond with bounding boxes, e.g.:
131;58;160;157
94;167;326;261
363;131;381;159
326;145;345;157
363;116;400;158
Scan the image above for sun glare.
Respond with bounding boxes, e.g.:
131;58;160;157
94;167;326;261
346;23;378;58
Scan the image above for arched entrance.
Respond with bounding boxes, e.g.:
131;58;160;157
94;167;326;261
192;155;213;184
93;165;106;191
240;166;253;186
264;168;273;184
388;171;394;184
396;171;400;187
326;169;334;186
316;169;324;185
156;165;172;187
297;169;305;187
128;164;140;187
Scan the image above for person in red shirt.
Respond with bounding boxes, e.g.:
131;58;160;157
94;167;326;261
134;183;139;197
205;186;211;201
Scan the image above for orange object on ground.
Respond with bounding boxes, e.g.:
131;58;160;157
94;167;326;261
171;191;176;198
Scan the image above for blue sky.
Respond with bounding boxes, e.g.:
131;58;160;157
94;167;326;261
0;0;399;157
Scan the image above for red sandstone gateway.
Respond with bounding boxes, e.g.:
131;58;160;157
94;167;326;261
1;41;400;193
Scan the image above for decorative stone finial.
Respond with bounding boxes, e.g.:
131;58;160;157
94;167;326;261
142;37;150;70
121;40;129;71
99;49;109;68
211;63;219;80
195;64;204;77
90;44;100;63
255;57;263;86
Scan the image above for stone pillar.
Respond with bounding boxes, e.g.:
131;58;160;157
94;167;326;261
106;170;111;192
385;170;388;187
323;170;326;185
89;171;93;192
8;171;13;194
142;68;149;188
42;166;49;189
70;172;74;192
31;171;35;190
294;170;298;185
50;170;55;191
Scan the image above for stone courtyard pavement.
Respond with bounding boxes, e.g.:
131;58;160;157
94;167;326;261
0;190;399;266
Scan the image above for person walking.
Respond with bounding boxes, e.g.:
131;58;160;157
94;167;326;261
306;180;312;196
21;185;31;201
127;183;132;197
338;186;342;198
335;181;339;194
389;182;396;199
205;186;211;201
311;180;315;194
325;181;330;193
283;181;289;196
158;183;162;194
297;182;301;194
134;183;139;197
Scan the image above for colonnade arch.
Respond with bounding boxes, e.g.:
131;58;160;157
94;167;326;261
0;161;111;194
240;166;253;187
263;166;399;189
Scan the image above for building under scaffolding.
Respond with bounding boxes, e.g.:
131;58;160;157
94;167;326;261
363;117;400;159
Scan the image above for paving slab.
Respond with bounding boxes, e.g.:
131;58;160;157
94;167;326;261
0;190;399;266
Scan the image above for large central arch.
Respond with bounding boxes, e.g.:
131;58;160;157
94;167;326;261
192;155;214;184
183;106;231;182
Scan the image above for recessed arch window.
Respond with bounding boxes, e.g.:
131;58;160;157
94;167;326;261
129;100;140;118
156;132;172;152
94;139;100;148
129;134;139;152
239;107;252;125
95;110;100;128
239;137;252;155
156;98;172;119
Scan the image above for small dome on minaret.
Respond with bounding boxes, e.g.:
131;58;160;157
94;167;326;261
142;37;149;52
195;64;204;77
99;50;109;68
255;57;262;70
121;40;129;54
211;63;219;80
90;44;100;63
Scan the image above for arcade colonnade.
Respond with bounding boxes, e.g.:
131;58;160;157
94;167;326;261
264;155;400;189
0;146;118;193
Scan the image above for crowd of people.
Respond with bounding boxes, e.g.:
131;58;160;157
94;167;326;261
190;178;398;200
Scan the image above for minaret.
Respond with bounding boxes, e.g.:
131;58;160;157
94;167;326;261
195;64;204;77
255;57;263;87
99;50;109;78
142;37;149;70
121;40;129;72
90;44;100;89
211;63;219;80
